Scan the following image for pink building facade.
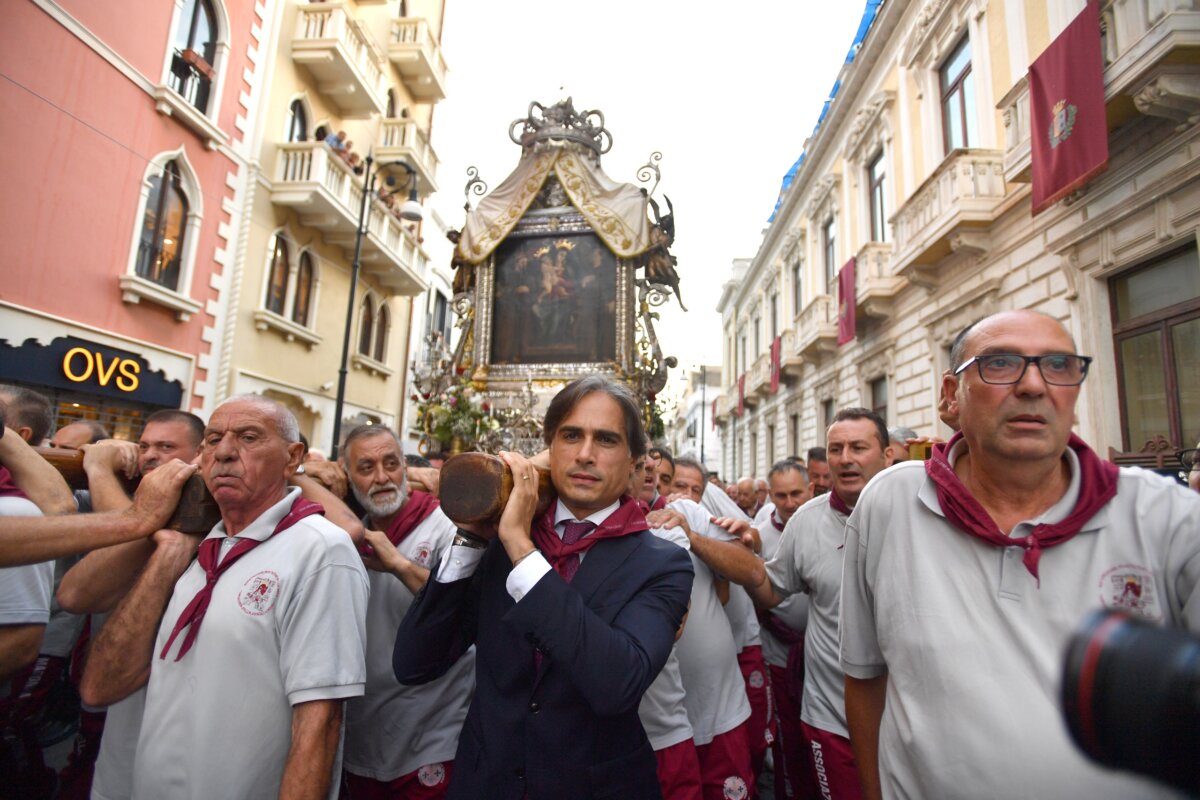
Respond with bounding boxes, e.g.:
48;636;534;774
0;0;264;436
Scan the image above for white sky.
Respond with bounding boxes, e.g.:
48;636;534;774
427;1;870;380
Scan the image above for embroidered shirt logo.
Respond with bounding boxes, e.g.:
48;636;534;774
722;776;748;800
1098;564;1162;621
411;541;434;568
1048;99;1077;148
748;670;765;689
238;570;280;616
417;763;446;787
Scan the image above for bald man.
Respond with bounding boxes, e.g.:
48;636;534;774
841;310;1200;800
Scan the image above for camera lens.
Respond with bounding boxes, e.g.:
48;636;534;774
1061;610;1200;796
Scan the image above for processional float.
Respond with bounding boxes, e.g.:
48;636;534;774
412;99;684;456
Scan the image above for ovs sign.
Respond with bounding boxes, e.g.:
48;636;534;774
61;346;141;393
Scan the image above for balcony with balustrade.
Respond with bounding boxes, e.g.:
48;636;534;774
854;242;905;318
388;18;448;102
375;118;440;194
746;352;772;400
889;149;1006;288
779;328;803;379
999;2;1200;186
292;2;387;117
271;142;427;296
714;391;734;423
795;295;838;360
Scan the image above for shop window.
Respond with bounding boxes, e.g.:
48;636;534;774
1111;247;1200;450
292;253;314;325
169;0;217;113
940;36;978;153
868;151;887;243
265;235;289;315
135;161;188;291
358;296;375;356
287;99;308;143
823;217;837;294
374;303;390;362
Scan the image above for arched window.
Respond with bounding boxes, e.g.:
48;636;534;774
135;161;189;290
287;99;307;143
266;235;289;314
358;296;375;355
169;0;217;112
374;303;390;362
292;252;314;325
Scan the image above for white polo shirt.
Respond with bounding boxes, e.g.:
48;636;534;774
0;496;53;691
764;493;849;736
134;488;369;800
668;499;751;745
638;524;695;752
756;508;809;670
840;448;1200;799
344;505;476;781
701;486;762;653
91;687;144;800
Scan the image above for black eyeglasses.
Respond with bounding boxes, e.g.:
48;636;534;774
954;353;1093;386
1179;449;1200;471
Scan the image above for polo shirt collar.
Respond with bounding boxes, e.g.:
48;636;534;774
206;486;301;543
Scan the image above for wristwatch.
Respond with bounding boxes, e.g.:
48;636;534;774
453;528;489;550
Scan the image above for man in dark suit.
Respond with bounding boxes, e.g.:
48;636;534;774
394;376;694;800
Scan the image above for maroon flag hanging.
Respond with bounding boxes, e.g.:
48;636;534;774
737;374;746;417
769;335;782;394
1030;0;1108;216
837;257;856;345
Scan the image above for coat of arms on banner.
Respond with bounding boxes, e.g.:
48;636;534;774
1049;99;1077;149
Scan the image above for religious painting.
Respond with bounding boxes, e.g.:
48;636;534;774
490;232;617;365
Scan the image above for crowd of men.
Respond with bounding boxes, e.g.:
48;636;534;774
0;309;1198;800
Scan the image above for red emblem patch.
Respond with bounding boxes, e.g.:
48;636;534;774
1098;564;1161;621
238;570;280;616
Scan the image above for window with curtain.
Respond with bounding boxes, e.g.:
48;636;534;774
940;36;978;153
374;303;390;362
292;252;313;325
823;218;837;294
868;151;887;243
870;376;889;423
169;0;217;112
287;99;307;143
135;161;188;290
265;235;289;315
358;297;375;355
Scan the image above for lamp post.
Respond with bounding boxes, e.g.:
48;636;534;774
699;365;706;466
330;155;422;459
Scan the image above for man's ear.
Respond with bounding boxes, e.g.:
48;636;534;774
286;441;305;473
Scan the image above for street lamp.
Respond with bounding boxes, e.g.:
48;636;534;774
330;155;422;459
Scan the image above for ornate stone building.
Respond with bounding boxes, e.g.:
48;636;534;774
715;0;1200;479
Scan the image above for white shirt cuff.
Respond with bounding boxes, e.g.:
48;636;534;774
435;545;486;583
504;551;551;602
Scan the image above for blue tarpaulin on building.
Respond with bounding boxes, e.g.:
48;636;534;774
768;0;884;222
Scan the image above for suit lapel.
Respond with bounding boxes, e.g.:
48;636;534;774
531;533;643;688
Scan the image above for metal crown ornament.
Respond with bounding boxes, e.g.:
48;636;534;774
509;98;613;156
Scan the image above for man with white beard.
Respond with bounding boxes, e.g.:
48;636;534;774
340;425;474;798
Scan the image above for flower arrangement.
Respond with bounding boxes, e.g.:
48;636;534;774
413;370;499;450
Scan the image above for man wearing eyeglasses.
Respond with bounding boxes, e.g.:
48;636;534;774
839;310;1200;800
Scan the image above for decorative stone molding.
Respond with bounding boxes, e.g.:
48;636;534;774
856;342;895;381
918;275;1002;348
844;91;896;163
806;175;841;221
119;274;203;321
351;352;394;378
253;309;322;350
1132;67;1200;130
901;0;987;70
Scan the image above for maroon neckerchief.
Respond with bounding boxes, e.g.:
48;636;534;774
359;490;439;557
0;466;26;499
925;432;1118;585
828;490;852;517
769;514;784;532
159;496;324;661
531;495;648;579
650;494;668;511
